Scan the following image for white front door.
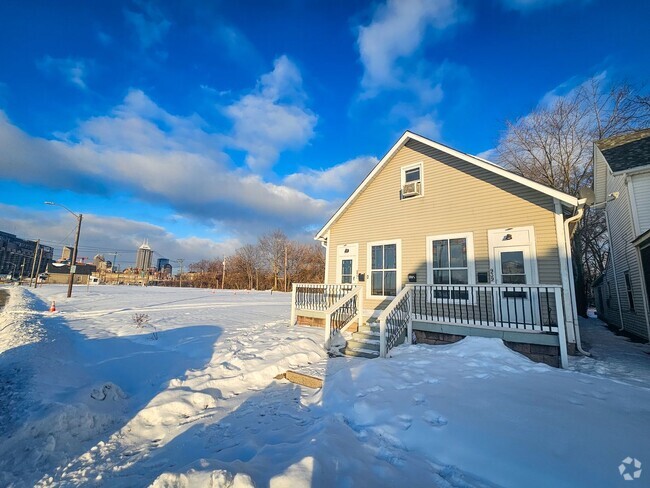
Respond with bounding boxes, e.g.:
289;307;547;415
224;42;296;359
336;244;358;284
494;246;536;325
488;228;539;327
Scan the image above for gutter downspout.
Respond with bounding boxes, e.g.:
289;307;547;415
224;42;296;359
564;201;590;356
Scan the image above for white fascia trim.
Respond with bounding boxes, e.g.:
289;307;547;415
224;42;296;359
593;144;608;204
315;131;578;239
612;163;650;177
315;133;411;240
406;132;579;207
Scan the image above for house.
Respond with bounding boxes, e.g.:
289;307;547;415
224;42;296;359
592;129;650;341
291;131;586;368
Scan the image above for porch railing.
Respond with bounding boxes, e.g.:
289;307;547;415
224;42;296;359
410;284;562;332
378;284;567;367
290;283;356;325
378;286;413;358
324;286;363;343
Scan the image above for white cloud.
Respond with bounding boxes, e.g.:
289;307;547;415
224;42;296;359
0;204;240;266
0;90;331;238
124;0;171;50
224;56;317;171
284;156;378;197
355;0;469;140
474;148;498;161
37;56;88;90
358;0;464;95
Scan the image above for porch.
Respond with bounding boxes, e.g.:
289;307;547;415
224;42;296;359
291;283;568;367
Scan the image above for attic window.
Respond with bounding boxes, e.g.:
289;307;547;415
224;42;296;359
401;163;423;199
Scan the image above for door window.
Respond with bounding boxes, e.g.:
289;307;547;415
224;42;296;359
500;251;526;284
341;259;353;284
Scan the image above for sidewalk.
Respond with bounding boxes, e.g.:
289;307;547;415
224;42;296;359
571;314;650;389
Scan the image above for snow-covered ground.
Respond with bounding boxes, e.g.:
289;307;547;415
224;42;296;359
1;285;649;487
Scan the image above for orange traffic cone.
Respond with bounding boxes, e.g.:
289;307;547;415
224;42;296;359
50;301;56;312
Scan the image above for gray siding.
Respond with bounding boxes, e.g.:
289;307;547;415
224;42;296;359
602;173;649;339
632;172;650;234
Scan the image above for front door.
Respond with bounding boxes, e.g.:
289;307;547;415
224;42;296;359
488;228;539;327
336;244;358;284
494;246;536;325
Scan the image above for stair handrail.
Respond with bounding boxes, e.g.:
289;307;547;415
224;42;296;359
378;284;413;358
324;285;363;342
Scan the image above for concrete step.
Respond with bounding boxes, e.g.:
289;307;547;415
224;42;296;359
343;346;380;359
358;323;380;333
346;338;380;352
352;330;380;341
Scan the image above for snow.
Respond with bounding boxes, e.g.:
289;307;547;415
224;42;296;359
1;285;649;487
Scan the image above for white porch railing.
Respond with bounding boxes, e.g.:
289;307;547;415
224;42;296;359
380;284;568;368
291;283;363;344
324;286;363;343
291;282;568;368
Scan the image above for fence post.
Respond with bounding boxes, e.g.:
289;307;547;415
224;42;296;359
357;285;364;328
406;287;413;345
325;312;332;343
290;283;297;326
554;286;568;368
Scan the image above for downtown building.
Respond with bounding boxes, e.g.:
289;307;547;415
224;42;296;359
136;240;154;271
0;231;53;277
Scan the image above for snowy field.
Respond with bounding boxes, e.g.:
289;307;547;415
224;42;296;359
0;285;649;487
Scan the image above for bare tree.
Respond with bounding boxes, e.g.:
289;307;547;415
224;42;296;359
235;244;260;290
258;230;288;291
496;77;650;315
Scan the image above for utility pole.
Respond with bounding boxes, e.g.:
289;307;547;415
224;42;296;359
34;248;44;287
44;202;83;298
222;256;226;289
67;214;83;298
29;239;40;288
284;245;288;292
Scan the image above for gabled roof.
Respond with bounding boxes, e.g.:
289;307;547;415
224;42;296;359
316;131;580;240
595;128;650;173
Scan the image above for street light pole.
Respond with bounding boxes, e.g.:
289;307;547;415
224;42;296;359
45;202;83;298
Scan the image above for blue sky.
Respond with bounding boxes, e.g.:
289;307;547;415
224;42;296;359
0;0;648;266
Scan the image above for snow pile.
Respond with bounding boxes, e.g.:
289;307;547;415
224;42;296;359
0;287;47;353
1;285;649;487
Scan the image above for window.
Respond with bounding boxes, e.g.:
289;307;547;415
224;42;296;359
427;233;474;300
401;163;423;198
341;259;353;284
624;271;635;312
370;243;398;296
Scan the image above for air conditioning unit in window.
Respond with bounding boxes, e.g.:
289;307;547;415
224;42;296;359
402;181;421;197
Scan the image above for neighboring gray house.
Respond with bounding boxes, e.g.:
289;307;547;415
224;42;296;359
593;129;650;341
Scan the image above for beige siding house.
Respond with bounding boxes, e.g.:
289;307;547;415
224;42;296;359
593;129;650;341
292;132;585;367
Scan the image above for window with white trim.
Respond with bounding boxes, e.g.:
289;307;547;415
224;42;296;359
371;243;397;296
428;233;474;300
401;163;423;199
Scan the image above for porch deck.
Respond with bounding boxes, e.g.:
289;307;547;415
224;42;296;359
291;282;568;367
